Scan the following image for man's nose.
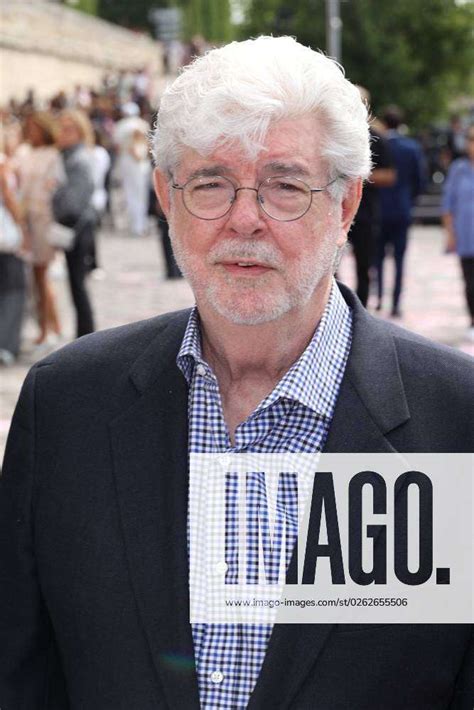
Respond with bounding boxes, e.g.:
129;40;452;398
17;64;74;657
226;187;265;234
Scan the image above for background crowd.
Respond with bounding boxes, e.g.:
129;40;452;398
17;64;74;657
1;62;473;367
0;68;183;364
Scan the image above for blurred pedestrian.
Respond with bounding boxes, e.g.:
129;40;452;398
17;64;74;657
348;88;395;307
132;66;151;104
0;156;26;364
442;125;474;341
377;106;426;317
87;127;112;274
53;110;96;338
18;112;63;345
148;181;182;279
114;102;151;236
91;127;111;220
446;115;466;163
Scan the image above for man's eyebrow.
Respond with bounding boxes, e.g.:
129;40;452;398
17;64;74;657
186;165;230;180
262;161;312;177
181;162;313;182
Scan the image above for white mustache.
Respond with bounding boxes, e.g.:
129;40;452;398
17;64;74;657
209;240;282;268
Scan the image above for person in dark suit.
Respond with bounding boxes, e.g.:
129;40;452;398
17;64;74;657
1;37;472;710
348;88;396;307
377;106;426;317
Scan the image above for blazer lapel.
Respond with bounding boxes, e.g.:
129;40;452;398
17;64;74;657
249;287;411;709
110;311;200;709
326;286;410;454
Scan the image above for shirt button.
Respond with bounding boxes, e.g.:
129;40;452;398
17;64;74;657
214;561;228;575
210;670;224;684
196;364;206;377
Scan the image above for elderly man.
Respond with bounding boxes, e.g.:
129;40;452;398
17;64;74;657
1;37;472;710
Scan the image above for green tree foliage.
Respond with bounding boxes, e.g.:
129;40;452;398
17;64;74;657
97;0;233;42
182;0;233;42
97;0;171;32
70;0;98;15
241;0;474;129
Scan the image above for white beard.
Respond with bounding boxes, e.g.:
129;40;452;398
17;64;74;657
170;227;339;326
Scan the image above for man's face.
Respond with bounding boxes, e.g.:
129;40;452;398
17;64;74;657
155;116;360;325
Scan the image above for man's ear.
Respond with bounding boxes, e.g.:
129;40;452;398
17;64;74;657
337;177;363;247
153;168;171;219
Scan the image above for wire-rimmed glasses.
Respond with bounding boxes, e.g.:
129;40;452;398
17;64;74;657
171;175;341;222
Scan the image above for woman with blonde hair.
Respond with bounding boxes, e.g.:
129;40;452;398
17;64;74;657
18;111;64;345
52;110;96;338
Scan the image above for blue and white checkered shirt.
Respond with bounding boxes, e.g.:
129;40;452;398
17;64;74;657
177;280;352;709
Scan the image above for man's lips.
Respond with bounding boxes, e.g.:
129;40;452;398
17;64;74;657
218;261;274;275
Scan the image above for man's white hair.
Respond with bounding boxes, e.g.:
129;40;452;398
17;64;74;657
152;35;372;200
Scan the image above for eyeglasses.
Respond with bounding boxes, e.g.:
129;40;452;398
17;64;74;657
171;174;341;222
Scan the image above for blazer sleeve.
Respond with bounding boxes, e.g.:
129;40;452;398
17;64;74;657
0;366;70;709
448;627;474;709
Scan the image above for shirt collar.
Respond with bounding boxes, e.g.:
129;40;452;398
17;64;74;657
176;279;352;419
176;308;205;384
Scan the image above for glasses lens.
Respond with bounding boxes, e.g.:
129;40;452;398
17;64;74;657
183;176;235;219
259;177;312;221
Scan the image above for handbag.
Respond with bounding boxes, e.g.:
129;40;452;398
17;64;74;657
0;203;22;253
47;205;92;251
47;221;76;251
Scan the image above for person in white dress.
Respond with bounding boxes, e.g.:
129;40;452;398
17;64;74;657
91;128;111;217
114;102;151;237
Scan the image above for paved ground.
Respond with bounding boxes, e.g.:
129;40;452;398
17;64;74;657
1;220;473;459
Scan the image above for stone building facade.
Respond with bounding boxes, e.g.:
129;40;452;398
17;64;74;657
1;0;164;105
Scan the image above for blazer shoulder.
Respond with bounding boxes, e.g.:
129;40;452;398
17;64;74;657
390;321;472;364
342;282;473;390
386;320;474;398
32;309;192;382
